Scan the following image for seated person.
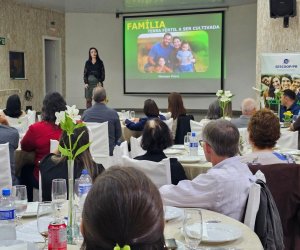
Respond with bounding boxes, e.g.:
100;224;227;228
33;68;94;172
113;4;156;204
239;109;294;165
0;115;19;185
40;126;105;201
125;99;165;131
0;94;26;119
159;120;256;221
280;89;300;122
231;98;256;128
135;119;187;185
199;100;222;128
81;166;165;249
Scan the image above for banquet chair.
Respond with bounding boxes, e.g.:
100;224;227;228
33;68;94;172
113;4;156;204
120;156;171;188
244;182;261;231
50;139;59;153
249;163;300;250
0;143;12;191
7;115;29;136
163;118;173;132
111;141;129;166
190;120;204;141
27;109;36;126
85;121;110;168
130;136;146;158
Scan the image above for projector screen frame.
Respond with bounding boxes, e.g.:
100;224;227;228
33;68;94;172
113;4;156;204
123;11;225;95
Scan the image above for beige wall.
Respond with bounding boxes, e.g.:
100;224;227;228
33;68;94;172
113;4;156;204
256;0;300;87
0;0;65;111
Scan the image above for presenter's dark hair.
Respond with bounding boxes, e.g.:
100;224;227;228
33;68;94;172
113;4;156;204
141;118;173;152
88;47;101;61
81;166;165;250
41;92;66;123
3;94;23;118
143;99;159;117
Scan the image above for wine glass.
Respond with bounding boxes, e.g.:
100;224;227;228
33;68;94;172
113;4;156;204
13;185;28;225
182;209;202;249
130;111;135;120
37;201;54;249
51;179;67;218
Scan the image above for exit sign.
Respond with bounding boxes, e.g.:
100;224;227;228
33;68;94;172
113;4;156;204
0;37;5;45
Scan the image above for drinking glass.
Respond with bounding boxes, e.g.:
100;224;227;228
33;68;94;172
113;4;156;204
73;205;84;247
37;201;54;249
13;185;28;225
51;179;67;218
130;111;135;120
182;209;202;249
121;110;126;120
184;135;190;152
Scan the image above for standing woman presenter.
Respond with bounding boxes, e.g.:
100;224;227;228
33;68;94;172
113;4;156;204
83;47;105;108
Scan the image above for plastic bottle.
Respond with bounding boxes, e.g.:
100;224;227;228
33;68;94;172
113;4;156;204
78;169;92;210
0;188;16;240
189;132;198;156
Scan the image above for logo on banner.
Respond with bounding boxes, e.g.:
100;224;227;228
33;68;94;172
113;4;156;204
275;58;297;69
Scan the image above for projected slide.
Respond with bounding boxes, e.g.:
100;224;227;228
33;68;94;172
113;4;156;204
123;12;224;94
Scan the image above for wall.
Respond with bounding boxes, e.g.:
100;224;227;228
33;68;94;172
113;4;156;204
0;0;65;110
66;4;257;113
256;0;300;87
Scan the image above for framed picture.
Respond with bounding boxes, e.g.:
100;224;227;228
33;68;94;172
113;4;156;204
9;51;25;79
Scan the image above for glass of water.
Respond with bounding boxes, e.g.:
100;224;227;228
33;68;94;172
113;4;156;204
13;185;28;225
182;209;202;249
51;179;67;218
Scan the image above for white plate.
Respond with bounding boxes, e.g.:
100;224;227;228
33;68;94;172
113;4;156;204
164;148;183;155
178;156;201;163
164;206;184;221
171;145;185;150
23;202;38;217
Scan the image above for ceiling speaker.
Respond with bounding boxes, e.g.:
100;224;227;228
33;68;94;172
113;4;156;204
270;0;296;18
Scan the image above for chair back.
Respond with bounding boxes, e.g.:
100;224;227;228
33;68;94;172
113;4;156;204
27;109;36;126
249;163;300;250
174;114;194;144
163;118;173;132
85;121;110;168
244;182;261;231
0;143;12;190
120;156;171;188
50;139;59;153
111;141;130;166
7;115;29;136
130;136;146;158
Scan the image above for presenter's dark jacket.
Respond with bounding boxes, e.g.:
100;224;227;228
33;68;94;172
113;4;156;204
83;59;105;84
135;151;187;185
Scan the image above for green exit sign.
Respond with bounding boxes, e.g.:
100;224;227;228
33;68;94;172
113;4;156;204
0;37;5;45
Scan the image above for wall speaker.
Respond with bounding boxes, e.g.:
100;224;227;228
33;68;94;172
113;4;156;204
270;0;296;18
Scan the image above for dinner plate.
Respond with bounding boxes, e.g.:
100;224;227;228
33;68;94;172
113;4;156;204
23;202;38;217
182;223;242;243
178;156;201;163
164;148;183;155
164;206;184;221
170;145;185;150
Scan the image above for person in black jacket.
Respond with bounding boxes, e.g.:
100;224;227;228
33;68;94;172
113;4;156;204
135;118;187;185
83;47;105;108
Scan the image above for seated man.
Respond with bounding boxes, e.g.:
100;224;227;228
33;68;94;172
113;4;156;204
280;89;300;122
231;98;256;128
159;119;256;221
82;86;121;156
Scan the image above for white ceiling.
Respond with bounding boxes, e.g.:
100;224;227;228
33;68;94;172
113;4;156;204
13;0;257;14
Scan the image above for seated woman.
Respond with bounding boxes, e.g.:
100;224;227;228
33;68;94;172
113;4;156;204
81;166;165;250
199;100;222;128
135;118;187;185
239;109;294;165
1;94;26;119
125;99;165;131
0;115;19;185
20;92;67;201
40;126;104;201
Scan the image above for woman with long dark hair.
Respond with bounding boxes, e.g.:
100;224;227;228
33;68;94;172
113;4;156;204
2;94;25;118
83;47;105;108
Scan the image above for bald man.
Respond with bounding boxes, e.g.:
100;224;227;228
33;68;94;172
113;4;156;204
231;98;257;128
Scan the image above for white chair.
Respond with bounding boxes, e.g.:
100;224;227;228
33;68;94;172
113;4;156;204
50;139;59;153
111;141;130;166
120;156;171;188
85;122;110;168
163;118;174;132
7;115;29;137
27;109;36;126
0;143;12;191
130;136;146;158
190;120;203;141
244;182;261;231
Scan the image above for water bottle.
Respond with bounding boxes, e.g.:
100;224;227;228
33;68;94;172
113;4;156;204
189;132;198;156
0;188;16;240
78;169;92;210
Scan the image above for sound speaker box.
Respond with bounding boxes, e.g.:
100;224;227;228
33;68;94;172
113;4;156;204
270;0;296;18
